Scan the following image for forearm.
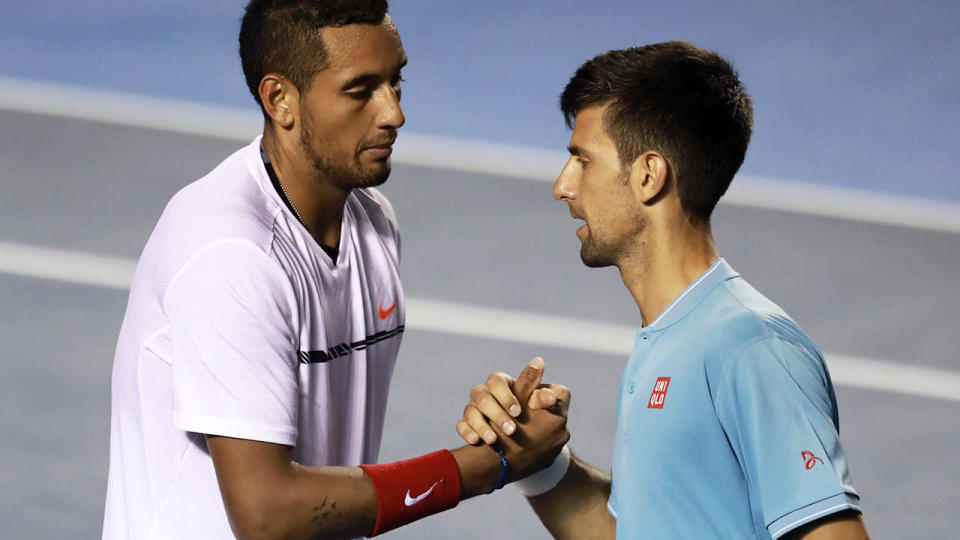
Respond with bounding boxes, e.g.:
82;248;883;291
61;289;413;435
276;464;378;539
246;448;502;539
527;454;615;540
210;443;376;540
210;436;504;539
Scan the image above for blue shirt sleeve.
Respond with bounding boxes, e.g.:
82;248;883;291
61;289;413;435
714;337;861;538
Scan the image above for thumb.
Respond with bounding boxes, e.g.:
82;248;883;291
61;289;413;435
513;357;545;404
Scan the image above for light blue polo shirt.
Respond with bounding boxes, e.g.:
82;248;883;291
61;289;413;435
608;259;860;539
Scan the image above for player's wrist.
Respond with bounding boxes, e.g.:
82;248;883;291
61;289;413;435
489;446;509;493
513;445;572;497
359;449;462;536
451;444;505;497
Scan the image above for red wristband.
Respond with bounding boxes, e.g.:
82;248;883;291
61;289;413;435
359;449;462;536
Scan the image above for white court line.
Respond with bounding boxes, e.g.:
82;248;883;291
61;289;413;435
1;76;958;235
2;240;958;403
0;241;137;289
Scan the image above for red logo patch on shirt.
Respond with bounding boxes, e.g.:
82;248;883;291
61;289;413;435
801;451;824;470
378;301;397;320
647;377;671;409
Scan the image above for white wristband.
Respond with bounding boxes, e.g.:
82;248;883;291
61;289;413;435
513;445;571;497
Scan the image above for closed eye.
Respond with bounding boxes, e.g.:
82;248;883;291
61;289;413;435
347;87;374;100
391;73;405;99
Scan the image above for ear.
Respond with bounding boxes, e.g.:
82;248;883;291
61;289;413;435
628;150;670;204
258;74;299;130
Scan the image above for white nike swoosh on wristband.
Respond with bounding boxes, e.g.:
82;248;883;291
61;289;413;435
404;481;439;506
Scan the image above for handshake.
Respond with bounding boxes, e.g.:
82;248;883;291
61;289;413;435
454;357;572;489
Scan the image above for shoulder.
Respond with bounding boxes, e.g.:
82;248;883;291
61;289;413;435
162;238;294;314
162;141;278;247
698;277;827;390
134;141;284;298
692;279;777;363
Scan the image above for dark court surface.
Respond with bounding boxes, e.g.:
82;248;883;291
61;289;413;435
1;110;957;538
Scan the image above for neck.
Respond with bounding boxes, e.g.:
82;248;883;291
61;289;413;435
261;127;349;247
618;219;718;327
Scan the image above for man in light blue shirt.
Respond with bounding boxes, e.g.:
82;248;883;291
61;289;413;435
457;41;869;538
606;258;860;538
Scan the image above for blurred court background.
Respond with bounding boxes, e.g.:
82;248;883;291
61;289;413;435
1;1;958;538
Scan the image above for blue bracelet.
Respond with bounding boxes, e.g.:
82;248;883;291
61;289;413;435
491;446;509;492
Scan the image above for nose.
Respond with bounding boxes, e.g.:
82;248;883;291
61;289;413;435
553;158;578;201
376;85;405;130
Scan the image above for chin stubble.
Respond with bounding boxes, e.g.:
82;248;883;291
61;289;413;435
299;112;392;190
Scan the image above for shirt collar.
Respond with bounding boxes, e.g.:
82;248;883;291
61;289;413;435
638;258;740;335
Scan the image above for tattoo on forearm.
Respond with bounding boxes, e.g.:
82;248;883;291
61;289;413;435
311;496;346;530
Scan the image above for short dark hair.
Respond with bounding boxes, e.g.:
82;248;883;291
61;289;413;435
560;41;753;222
239;0;389;116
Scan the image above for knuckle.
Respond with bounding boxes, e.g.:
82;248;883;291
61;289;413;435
468;418;486;432
470;385;486;401
490;384;511;401
479;394;500;412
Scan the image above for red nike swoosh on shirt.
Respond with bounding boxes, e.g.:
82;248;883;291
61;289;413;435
378;301;396;320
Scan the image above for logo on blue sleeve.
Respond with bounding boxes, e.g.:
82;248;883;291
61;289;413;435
801;451;824;470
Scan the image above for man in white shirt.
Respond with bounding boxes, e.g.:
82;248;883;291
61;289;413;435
102;1;569;538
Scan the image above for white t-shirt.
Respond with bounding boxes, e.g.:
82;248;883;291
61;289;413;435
102;137;405;539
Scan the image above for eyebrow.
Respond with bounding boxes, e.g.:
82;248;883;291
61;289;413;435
340;58;408;92
567;145;594;160
340;74;380;91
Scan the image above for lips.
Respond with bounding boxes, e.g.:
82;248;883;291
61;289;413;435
568;208;587;238
365;142;394;150
363;138;396;151
361;140;395;159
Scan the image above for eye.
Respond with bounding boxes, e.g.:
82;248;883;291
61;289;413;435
347;87;374;100
576;157;589;168
391;75;405;98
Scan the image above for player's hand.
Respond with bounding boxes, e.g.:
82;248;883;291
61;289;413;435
456;357;571;446
494;357;570;481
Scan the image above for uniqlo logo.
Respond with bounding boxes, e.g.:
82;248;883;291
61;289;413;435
647;377;671;409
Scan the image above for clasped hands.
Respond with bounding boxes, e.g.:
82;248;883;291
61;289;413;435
456;357;571;483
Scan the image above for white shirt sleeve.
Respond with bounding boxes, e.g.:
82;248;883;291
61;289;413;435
164;239;301;446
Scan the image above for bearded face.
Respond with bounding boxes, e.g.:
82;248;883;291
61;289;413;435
298;104;394;191
293;18;406;193
577;199;646;269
